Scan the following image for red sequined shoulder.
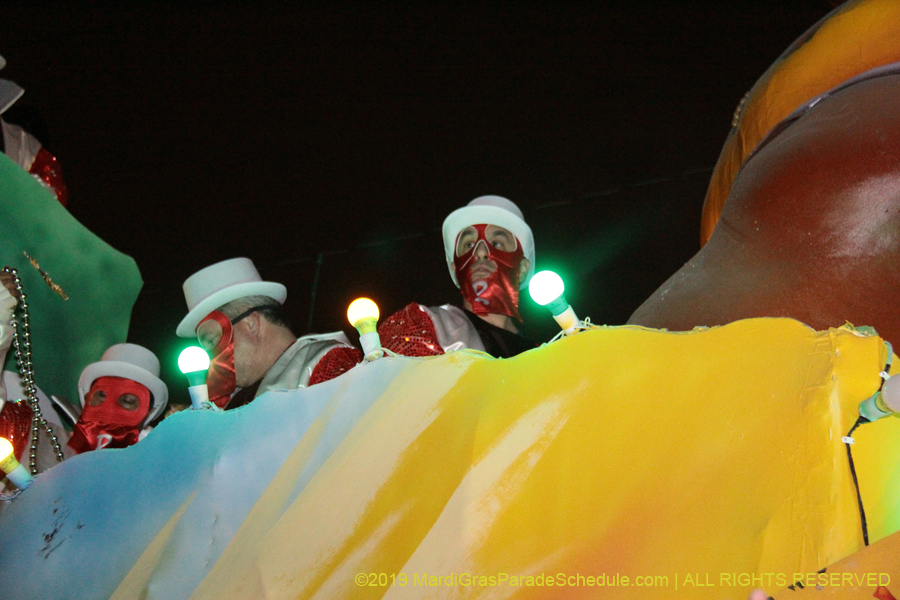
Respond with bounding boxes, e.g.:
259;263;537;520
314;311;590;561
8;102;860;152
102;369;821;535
29;147;69;207
309;346;364;385
378;303;444;357
0;401;34;460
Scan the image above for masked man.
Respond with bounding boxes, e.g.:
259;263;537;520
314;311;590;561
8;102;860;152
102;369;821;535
379;195;536;359
177;257;359;409
67;343;168;453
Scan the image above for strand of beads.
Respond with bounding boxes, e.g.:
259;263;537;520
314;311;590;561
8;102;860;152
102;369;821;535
2;268;65;473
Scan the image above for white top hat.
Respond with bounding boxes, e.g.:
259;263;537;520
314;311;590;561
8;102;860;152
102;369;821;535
442;195;535;289
176;257;287;337
78;343;169;425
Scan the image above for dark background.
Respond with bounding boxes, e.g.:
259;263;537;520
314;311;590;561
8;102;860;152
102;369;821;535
1;1;836;405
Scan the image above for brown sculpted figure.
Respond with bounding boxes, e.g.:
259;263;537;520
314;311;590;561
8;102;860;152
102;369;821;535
630;73;900;344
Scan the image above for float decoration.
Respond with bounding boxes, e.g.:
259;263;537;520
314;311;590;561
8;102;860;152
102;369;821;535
0;153;142;405
0;319;897;599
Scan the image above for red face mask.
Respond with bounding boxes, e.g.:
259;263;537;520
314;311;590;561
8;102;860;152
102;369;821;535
68;376;151;454
454;224;525;322
197;310;236;409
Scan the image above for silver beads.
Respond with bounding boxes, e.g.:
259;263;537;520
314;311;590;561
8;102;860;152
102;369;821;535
1;268;66;472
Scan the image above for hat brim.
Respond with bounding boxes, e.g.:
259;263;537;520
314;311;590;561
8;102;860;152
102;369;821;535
78;361;169;425
176;281;287;338
0;79;24;115
442;205;535;289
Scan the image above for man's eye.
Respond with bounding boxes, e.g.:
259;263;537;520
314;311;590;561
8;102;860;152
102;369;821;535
118;394;140;412
88;390;107;406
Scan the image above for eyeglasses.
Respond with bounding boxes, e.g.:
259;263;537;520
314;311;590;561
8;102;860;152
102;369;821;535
229;305;268;326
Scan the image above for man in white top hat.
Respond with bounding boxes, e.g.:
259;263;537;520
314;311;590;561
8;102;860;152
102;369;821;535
177;257;357;409
379;195;536;359
67;343;168;453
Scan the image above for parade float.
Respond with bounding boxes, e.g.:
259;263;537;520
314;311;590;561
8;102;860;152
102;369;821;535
2;0;900;598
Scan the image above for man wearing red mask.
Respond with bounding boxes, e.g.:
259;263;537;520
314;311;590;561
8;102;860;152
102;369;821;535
68;343;168;453
379;195;536;359
176;258;359;409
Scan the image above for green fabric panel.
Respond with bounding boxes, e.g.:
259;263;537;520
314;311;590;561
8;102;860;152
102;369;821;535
0;153;142;405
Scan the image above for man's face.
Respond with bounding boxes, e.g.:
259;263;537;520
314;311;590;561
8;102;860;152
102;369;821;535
197;317;226;353
453;223;529;321
231;322;254;388
197;308;262;389
193;310;241;407
87;386;142;412
455;224;518;283
84;376;151;421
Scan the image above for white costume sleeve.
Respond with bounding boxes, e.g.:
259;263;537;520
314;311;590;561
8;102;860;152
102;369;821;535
420;305;487;353
1;119;41;172
256;332;354;398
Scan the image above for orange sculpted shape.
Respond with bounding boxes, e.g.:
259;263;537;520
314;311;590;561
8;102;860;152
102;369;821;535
702;0;900;245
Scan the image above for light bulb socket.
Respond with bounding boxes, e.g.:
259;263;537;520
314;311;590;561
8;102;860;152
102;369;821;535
859;392;892;422
360;330;382;359
184;370;207;387
544;295;570;317
0;453;19;474
553;305;580;334
5;463;33;490
353;317;378;336
188;384;211;410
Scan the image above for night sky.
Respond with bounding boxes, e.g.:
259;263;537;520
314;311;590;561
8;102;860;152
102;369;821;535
2;1;836;405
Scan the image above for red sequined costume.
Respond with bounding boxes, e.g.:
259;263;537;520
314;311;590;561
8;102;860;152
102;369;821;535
1;119;69;206
379;303;535;359
308;302;533;386
307;304;472;386
308;346;364;385
378;303;478;357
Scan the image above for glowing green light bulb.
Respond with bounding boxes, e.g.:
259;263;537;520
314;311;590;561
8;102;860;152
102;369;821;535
178;346;210;387
529;270;579;334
